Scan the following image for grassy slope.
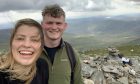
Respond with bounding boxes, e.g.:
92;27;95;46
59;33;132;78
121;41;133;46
81;44;140;57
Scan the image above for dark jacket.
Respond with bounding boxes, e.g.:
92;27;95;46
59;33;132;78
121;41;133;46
0;58;49;84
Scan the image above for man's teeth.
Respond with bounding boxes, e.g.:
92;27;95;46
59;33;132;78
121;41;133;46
19;51;33;55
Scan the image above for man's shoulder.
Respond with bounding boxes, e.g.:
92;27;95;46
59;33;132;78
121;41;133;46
64;41;72;46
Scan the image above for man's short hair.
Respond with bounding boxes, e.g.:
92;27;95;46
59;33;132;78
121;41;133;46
42;4;65;18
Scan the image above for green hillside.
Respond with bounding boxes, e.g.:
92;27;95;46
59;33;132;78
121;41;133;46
81;44;140;57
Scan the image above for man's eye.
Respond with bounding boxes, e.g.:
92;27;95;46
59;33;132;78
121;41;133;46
46;22;53;24
56;22;62;25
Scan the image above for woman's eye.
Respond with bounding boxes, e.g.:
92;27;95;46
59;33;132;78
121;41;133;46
31;39;40;42
16;37;24;41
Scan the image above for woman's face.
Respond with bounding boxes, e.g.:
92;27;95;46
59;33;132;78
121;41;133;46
12;25;42;66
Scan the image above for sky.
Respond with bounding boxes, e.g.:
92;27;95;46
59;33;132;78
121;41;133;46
0;0;140;29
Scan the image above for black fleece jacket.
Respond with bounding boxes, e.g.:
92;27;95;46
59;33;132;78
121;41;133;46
0;58;49;84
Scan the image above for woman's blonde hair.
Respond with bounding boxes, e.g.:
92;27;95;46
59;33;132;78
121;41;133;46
0;18;44;84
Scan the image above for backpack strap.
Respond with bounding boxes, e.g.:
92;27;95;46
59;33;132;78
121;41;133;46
64;41;76;84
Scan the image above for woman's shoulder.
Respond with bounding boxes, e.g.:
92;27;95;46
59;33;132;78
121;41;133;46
36;58;47;64
0;70;25;84
0;71;9;77
31;58;49;84
0;71;10;84
36;58;48;69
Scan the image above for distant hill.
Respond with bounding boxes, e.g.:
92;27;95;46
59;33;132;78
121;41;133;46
66;15;140;37
126;38;140;45
0;14;140;51
64;15;140;50
0;28;11;50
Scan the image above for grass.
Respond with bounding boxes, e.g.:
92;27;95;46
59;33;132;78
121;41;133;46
117;44;140;56
0;43;140;57
79;44;140;57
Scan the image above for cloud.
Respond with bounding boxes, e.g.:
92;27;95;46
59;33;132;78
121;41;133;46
0;0;62;12
0;0;140;29
0;0;34;11
0;0;139;12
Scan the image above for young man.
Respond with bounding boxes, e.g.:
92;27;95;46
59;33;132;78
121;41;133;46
41;4;84;84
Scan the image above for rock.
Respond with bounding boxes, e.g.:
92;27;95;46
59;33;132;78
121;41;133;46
117;77;128;84
84;78;94;84
81;54;140;84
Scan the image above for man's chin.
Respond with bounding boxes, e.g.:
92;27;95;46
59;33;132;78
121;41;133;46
50;37;60;40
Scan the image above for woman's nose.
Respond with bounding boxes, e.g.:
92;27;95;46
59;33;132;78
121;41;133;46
23;40;31;48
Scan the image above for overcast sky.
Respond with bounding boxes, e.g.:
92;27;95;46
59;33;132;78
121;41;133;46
0;0;140;12
0;0;140;29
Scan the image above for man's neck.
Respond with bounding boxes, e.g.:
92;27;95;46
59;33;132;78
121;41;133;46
45;38;61;48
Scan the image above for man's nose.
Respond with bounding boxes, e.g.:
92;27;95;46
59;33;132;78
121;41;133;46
52;23;57;29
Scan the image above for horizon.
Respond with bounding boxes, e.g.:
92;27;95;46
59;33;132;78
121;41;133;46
0;12;140;29
0;0;140;29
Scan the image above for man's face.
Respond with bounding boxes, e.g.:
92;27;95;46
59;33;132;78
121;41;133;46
42;15;67;41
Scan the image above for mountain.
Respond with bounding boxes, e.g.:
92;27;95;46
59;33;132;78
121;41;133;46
126;38;140;45
64;14;140;49
0;14;140;50
0;28;11;50
66;15;140;37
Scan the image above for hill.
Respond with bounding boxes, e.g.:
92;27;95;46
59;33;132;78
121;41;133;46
64;15;140;50
0;28;11;50
0;14;140;51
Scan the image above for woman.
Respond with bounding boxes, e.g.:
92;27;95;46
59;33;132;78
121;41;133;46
0;18;48;84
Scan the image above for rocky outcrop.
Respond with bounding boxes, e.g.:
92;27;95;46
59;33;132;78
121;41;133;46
82;47;140;84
